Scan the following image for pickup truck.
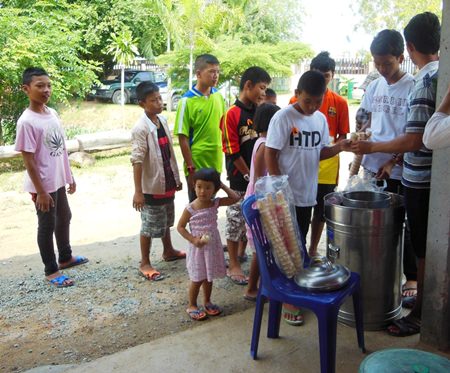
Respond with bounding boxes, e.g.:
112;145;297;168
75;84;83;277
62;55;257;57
91;70;181;110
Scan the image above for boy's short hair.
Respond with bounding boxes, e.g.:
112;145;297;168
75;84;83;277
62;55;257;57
370;29;404;57
239;66;271;91
194;54;220;72
136;81;160;102
404;12;440;54
310;51;336;73
297;70;326;96
193;168;221;192
22;67;48;85
254;103;280;134
265;88;276;98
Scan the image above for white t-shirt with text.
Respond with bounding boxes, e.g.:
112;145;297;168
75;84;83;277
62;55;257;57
360;73;414;180
266;105;329;206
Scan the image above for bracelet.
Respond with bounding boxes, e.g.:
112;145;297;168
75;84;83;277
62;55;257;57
187;165;196;174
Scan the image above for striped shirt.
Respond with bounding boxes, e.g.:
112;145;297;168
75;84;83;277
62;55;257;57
402;61;439;189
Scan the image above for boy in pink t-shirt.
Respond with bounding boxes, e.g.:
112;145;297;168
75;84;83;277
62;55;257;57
14;67;88;288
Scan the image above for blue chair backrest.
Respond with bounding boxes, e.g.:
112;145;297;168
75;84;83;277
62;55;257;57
242;195;310;291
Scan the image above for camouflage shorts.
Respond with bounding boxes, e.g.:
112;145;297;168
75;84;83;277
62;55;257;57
225;190;247;242
140;202;174;238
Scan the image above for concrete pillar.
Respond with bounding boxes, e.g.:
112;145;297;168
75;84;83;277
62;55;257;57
421;0;450;351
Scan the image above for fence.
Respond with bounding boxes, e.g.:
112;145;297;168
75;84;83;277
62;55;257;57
300;56;417;76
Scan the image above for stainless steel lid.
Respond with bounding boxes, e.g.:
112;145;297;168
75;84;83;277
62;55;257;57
294;256;351;291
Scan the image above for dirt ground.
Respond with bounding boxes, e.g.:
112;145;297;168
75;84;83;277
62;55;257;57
0;155;254;373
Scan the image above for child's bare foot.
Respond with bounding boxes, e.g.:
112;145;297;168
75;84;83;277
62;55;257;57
139;264;164;281
58;255;89;270
402;280;417;297
46;272;74;287
186;307;207;321
162;249;186;262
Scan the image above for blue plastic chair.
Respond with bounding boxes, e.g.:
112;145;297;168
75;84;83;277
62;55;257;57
242;195;365;373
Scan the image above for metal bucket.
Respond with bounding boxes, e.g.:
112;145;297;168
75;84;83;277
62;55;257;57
324;192;405;330
342;191;391;209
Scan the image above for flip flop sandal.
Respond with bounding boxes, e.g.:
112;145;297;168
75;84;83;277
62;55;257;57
402;295;416;309
243;294;257;302
48;274;74;288
163;251;186;262
282;306;304;326
204;303;222;316
139;269;165;281
186;308;208;321
402;286;418;298
59;255;89;270
387;317;421;337
227;274;248;285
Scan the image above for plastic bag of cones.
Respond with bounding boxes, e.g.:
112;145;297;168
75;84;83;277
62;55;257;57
254;175;304;278
349;129;371;176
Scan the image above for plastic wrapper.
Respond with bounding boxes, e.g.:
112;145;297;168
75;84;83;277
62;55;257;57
337;173;387;193
349;129;371;177
254;175;304;278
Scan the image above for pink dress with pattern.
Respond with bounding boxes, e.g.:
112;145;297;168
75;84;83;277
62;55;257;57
186;198;226;282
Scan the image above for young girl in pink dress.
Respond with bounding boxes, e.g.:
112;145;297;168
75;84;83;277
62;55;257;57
177;168;240;321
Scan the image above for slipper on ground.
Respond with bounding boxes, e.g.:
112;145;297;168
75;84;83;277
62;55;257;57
139;269;164;281
48;274;74;288
204;303;222;316
186;308;207;321
163;251;186;262
282;306;304;326
59;255;89;270
387;316;421;337
227;274;248;285
243;294;257;302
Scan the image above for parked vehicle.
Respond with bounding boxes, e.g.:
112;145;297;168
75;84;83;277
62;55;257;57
91;70;181;110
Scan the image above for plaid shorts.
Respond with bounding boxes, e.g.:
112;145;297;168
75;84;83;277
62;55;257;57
140;201;175;238
225;190;247;242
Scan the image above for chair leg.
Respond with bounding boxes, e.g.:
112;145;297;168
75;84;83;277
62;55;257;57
267;300;282;339
352;285;366;353
250;294;266;359
317;308;338;373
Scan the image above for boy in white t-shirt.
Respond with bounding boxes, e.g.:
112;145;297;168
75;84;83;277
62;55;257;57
265;70;351;325
14;67;88;288
356;29;417;306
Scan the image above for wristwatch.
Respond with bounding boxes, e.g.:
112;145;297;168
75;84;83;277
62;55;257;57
243;174;250;182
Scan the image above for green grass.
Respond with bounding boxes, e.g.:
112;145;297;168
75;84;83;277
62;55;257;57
58;100;177;139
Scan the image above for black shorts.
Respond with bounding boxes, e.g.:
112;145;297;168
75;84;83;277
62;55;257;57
404;187;430;259
312;184;336;222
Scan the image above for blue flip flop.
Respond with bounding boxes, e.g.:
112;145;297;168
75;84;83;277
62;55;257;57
48;275;74;288
59;255;89;270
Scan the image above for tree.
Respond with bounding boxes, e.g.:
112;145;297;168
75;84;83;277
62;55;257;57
157;38;313;91
0;1;100;144
352;0;442;33
106;28;139;106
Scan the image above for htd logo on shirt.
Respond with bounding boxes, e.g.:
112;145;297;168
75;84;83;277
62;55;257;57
290;127;321;148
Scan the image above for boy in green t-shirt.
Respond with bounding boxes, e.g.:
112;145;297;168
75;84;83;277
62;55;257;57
175;54;226;202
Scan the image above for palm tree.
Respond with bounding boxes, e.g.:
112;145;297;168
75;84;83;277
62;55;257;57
106;28;139;106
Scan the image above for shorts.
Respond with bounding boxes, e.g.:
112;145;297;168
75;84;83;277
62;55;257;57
225;190;247;242
140;201;175;238
312;184;336;222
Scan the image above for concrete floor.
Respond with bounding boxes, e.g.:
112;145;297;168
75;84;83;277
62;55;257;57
25;306;450;373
